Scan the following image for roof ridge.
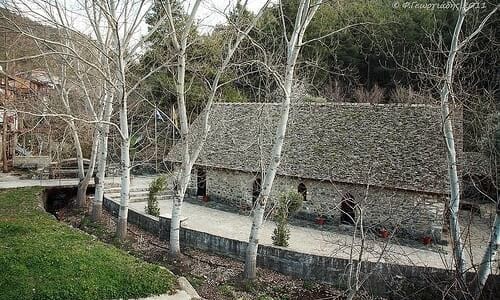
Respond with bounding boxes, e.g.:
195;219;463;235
213;102;440;108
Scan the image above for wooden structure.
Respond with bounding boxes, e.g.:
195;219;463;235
1;69;57;172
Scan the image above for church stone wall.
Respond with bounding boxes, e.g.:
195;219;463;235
174;165;446;239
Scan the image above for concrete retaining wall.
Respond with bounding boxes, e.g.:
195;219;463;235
103;196;159;234
102;196;451;291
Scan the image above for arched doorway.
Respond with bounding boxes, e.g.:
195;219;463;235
298;182;307;202
340;193;355;225
197;168;206;196
252;177;261;205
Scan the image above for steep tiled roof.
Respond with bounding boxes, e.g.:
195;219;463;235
167;102;462;194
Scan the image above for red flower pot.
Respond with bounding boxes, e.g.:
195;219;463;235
202;195;209;202
315;217;326;225
422;236;432;245
379;229;389;238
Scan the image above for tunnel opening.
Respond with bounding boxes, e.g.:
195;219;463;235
43;186;95;220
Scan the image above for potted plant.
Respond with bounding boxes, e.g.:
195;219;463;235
422;236;432;245
315;215;326;225
379;228;389;238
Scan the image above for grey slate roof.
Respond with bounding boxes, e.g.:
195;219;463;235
167;102;461;194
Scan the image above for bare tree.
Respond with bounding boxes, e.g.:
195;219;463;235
476;115;499;295
440;0;498;284
90;0;172;240
0;1;106;207
2;0;173;240
243;0;324;280
162;0;271;258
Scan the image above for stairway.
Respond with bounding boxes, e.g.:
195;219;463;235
103;180;174;203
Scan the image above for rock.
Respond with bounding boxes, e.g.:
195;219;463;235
177;277;201;300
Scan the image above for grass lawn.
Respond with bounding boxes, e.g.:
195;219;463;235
0;187;175;300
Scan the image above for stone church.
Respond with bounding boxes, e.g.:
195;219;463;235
167;102;462;239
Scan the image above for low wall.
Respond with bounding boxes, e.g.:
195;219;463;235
157;214;452;292
13;156;51;169
101;196;498;297
103;196;159;234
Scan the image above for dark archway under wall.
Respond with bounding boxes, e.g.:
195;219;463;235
340;193;356;225
43;186;95;220
298;182;307;202
197;168;207;197
252;177;261;205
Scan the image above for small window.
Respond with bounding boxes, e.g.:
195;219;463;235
340;193;356;225
196;167;206;196
298;182;307;202
252;176;262;204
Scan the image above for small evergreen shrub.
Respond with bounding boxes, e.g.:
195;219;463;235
272;191;303;247
146;175;167;216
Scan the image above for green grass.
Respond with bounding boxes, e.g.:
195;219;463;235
0;187;176;300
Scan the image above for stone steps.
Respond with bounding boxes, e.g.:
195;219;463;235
103;181;175;203
107;192;173;203
104;190;173;197
105;186;151;193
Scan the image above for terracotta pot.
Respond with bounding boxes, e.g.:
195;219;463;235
315;217;326;225
422;236;432;245
379;229;389;238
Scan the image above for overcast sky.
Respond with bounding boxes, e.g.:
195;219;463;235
194;0;271;32
11;0;272;32
8;0;272;48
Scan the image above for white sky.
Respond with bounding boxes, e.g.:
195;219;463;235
194;0;271;32
133;0;273;38
10;0;272;38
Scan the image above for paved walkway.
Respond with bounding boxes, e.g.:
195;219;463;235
130;199;455;269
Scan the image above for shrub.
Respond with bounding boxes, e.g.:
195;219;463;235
272;191;303;247
146;175;167;216
352;84;385;104
389;85;435;104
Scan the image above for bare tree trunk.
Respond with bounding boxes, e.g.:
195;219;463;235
244;0;322;280
69;120;88;208
76;133;99;208
71;124;85;180
476;117;500;295
165;0;201;258
476;204;499;296
170;46;192;257
92;92;114;221
166;0;270;258
116;32;130;240
170;176;188;256
441;0;467;278
117;95;130;240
